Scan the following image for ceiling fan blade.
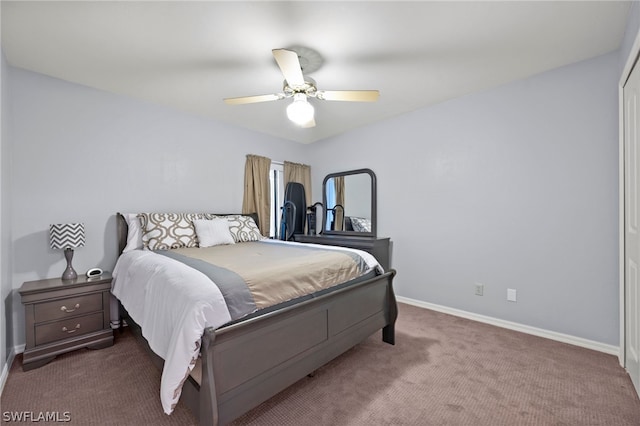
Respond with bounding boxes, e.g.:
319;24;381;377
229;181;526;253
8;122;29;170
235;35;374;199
272;49;305;88
223;93;284;105
316;90;380;102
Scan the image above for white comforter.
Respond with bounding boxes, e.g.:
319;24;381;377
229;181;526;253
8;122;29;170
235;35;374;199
112;250;231;414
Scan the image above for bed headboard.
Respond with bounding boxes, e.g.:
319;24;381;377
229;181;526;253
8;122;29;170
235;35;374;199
116;212;260;255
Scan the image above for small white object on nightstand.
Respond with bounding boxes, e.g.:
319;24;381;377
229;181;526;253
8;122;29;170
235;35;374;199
86;268;103;278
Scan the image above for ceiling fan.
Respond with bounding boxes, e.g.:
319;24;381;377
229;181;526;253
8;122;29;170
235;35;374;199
223;48;379;128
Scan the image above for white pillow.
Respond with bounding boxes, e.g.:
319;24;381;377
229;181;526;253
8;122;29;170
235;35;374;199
193;219;235;248
123;213;143;252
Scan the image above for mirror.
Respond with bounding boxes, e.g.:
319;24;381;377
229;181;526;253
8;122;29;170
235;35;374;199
322;168;376;237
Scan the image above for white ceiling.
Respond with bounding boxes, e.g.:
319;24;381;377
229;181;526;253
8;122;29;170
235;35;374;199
1;1;631;144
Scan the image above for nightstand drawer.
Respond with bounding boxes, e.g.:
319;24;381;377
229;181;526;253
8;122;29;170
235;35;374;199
34;293;103;323
35;312;104;346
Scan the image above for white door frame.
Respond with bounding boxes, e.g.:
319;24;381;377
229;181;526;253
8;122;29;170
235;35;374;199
620;30;640;367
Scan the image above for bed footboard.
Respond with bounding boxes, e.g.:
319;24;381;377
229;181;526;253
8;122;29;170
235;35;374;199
196;268;397;426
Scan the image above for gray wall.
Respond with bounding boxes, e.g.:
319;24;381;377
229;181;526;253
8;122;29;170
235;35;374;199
308;51;620;345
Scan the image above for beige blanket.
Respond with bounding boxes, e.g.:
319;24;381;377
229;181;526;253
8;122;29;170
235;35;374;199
171;240;367;309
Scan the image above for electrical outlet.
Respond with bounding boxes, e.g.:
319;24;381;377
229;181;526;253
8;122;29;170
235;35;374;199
507;288;517;302
475;283;484;296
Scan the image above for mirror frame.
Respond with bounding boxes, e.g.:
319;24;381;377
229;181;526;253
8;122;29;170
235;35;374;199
322;168;377;237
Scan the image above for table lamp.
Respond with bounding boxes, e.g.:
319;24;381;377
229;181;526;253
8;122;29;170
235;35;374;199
49;223;85;280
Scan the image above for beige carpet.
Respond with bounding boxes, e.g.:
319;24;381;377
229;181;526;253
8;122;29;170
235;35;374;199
2;303;639;425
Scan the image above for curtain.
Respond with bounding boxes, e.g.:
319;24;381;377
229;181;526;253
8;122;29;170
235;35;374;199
283;161;312;207
284;161;312;233
242;154;271;236
334;176;345;231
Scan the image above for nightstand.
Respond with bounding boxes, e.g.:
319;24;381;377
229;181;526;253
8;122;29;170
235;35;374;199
19;273;114;371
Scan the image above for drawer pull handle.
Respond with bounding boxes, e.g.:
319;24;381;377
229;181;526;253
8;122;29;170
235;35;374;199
60;303;80;313
62;324;81;333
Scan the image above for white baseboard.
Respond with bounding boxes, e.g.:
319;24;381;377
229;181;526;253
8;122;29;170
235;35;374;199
0;347;16;396
397;296;619;356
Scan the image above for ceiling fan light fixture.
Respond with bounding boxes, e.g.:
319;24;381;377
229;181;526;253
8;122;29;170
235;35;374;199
286;93;314;126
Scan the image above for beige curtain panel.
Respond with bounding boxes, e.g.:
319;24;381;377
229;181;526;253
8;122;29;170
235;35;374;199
284;161;312;207
284;161;312;234
242;154;271;236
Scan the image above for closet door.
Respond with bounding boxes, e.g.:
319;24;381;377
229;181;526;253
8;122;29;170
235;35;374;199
624;56;640;396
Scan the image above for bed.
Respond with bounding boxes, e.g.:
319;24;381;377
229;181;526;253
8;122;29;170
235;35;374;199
112;212;397;425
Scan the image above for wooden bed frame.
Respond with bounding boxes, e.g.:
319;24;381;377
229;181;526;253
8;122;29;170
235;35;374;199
115;213;397;425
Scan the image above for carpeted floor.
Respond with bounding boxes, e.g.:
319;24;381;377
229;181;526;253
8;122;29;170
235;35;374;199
2;303;639;425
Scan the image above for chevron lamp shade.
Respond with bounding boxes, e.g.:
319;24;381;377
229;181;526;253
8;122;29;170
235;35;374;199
50;223;85;281
49;223;85;249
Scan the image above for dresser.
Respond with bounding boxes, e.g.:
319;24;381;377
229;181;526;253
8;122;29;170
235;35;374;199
19;273;114;371
294;234;391;271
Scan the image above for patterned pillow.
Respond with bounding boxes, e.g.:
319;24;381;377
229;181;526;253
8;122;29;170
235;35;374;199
350;216;372;233
223;215;264;242
138;213;207;250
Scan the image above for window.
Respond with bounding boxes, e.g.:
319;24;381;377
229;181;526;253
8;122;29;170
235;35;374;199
269;162;284;238
325;179;336;229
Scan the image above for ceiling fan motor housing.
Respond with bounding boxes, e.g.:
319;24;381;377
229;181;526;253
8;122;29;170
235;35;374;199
283;77;317;98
